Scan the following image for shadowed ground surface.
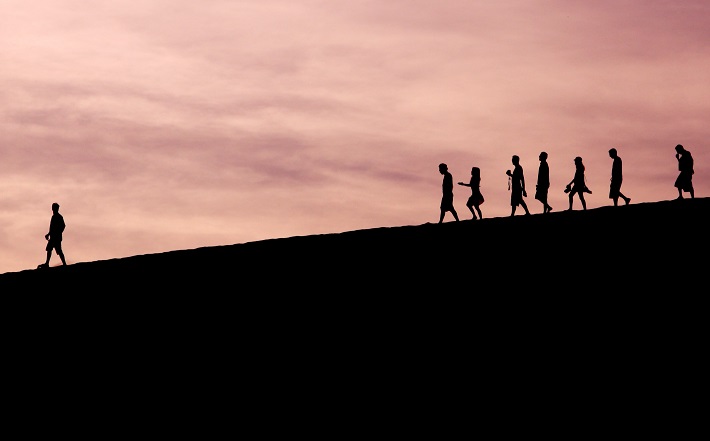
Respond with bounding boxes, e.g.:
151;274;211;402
2;198;706;433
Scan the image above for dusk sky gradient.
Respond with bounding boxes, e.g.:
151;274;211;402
2;0;708;274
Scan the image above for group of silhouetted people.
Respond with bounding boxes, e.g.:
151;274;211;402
438;144;695;223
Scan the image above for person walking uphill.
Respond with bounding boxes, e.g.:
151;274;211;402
505;155;530;216
535;151;553;213
608;148;631;206
38;202;67;268
565;156;591;211
674;144;694;199
458;166;484;220
438;163;460;223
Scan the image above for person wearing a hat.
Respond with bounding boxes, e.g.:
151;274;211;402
39;202;67;268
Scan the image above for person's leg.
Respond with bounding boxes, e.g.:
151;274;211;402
521;200;530;215
439;209;445;223
45;250;52;266
568;193;574;210
613;196;619;206
677;187;683;199
475;205;482;219
467;203;476;219
57;246;67;265
452;208;459;221
580;193;587;210
619;192;630;205
690;186;695;199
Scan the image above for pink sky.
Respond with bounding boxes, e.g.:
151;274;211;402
1;0;708;274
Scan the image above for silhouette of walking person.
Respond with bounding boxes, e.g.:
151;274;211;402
535;151;553;213
505;155;530;216
608;148;631;206
565;156;590;210
38;202;67;268
438;163;460;223
458;166;484;220
674;144;694;199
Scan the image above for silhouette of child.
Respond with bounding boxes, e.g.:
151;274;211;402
458;166;484;220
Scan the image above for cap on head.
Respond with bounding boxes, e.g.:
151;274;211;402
52;202;59;210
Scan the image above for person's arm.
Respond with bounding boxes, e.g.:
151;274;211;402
458;181;470;187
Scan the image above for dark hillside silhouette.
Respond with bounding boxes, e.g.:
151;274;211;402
3;198;708;295
3;198;706;431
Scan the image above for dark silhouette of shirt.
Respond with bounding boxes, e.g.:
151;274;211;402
49;212;65;242
611;156;623;183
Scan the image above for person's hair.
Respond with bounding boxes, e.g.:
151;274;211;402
574;156;582;162
471;167;480;179
540;151;548;160
675;144;684;152
439;163;447;170
512;155;519;162
609;148;617;155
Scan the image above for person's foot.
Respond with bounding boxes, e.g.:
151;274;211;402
625;198;631;205
37;263;47;269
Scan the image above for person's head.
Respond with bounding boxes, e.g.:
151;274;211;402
512;155;520;165
539;151;548;161
471;166;480;179
675;144;685;154
439;163;448;174
609;148;617;158
52;202;60;212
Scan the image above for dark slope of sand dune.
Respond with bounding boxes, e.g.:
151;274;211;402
2;197;707;290
2;199;705;430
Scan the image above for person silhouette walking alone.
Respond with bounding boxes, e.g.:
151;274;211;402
458;166;484;220
535;151;553;213
39;202;67;268
506;155;531;216
608;148;631;206
438;163;460;223
565;156;590;210
674;144;694;199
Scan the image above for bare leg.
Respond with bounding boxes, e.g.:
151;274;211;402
568;193;574;210
580;193;587;210
475;205;482;219
521;200;530;215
